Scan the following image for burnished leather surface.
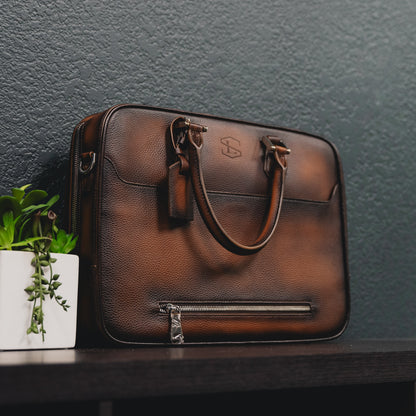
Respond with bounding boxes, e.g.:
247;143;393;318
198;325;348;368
186;124;288;255
69;105;349;345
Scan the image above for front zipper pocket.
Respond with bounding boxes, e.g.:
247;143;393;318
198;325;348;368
159;302;313;344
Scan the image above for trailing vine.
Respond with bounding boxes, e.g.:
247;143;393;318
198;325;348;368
25;243;69;340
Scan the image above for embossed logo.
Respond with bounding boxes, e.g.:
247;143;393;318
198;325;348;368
220;137;242;159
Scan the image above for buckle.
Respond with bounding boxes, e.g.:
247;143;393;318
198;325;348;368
79;151;96;175
261;136;291;176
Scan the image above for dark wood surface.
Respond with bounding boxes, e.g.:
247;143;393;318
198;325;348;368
1;339;416;407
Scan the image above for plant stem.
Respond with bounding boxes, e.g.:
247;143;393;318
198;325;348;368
27;244;69;341
30;249;45;341
37;251;45;342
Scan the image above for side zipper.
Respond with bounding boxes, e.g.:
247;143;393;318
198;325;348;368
160;302;312;344
69;122;85;236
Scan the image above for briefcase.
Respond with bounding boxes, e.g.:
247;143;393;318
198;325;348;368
68;104;349;345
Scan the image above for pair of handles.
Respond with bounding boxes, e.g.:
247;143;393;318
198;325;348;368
170;117;290;256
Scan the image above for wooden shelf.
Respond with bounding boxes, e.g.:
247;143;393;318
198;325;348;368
1;339;416;415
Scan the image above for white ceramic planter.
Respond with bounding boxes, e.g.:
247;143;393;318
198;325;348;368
0;251;79;350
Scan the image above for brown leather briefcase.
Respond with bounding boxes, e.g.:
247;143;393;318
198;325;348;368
68;104;349;345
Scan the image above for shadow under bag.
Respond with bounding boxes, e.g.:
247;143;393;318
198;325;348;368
68;105;350;345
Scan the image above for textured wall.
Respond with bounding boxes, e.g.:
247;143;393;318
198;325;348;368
1;0;415;339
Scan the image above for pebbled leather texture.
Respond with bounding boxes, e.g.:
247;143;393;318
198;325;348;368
69;104;350;345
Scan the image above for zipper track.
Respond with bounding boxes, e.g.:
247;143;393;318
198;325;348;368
160;302;312;344
70;122;85;236
160;303;312;314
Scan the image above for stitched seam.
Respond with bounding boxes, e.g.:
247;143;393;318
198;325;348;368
104;155;335;205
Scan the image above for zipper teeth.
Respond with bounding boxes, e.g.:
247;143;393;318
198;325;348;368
70;122;85;236
160;303;312;314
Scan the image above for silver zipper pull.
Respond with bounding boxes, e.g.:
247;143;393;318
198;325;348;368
164;303;184;344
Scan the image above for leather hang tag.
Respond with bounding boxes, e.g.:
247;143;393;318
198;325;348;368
168;160;194;221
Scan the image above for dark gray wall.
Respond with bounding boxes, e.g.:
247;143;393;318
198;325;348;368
1;0;415;339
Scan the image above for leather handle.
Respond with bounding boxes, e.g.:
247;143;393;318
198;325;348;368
186;124;290;256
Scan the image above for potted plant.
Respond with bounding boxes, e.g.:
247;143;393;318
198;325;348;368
0;184;78;350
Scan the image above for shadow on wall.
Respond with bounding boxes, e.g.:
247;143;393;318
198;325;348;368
30;153;70;230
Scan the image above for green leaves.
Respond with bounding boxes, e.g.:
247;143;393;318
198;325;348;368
23;194;59;215
27;306;45;335
0;198;21;250
0;195;22;220
0;185;50;250
0;211;16;250
21;189;48;209
50;229;78;254
0;185;76;253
